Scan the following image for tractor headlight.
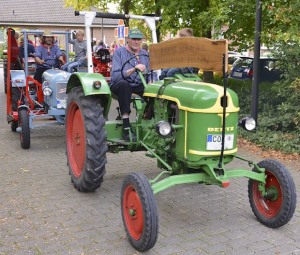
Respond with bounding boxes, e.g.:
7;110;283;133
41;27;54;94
156;121;172;136
43;87;53;96
93;81;102;89
239;116;256;131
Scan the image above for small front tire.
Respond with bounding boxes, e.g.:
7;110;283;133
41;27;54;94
248;159;296;228
18;108;30;149
121;173;158;252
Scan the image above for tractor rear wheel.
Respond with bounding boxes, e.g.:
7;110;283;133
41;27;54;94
12;87;21;111
11;87;22;132
248;159;296;228
18;108;30;149
3;58;7;94
121;173;158;252
66;86;107;192
11;121;18;132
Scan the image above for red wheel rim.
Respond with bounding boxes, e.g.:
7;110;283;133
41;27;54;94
252;170;283;218
123;185;144;240
66;102;86;177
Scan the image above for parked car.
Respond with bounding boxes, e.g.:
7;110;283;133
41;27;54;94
214;51;242;77
229;56;283;82
227;52;243;75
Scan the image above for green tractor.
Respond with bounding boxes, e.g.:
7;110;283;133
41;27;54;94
66;11;296;252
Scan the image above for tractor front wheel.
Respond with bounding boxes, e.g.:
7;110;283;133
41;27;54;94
66;86;107;192
248;159;296;228
121;173;158;252
18;108;30;149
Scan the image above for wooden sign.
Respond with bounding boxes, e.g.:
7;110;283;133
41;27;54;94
149;37;228;72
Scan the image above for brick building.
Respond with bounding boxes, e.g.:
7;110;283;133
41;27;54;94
0;0;118;48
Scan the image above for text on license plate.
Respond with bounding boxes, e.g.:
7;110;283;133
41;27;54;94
206;134;234;150
233;72;242;77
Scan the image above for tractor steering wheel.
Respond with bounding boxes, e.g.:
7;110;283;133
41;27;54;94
121;54;149;83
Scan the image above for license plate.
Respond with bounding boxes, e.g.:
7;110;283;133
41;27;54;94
233;72;242;77
206;134;234;150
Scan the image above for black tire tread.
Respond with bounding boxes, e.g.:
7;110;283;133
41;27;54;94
11;121;18;132
248;159;296;228
18;109;30;149
66;86;107;192
121;172;158;252
3;59;7;94
12;87;21;111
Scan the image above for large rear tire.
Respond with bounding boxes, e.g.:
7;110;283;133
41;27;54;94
248;159;296;228
11;88;22;132
18;108;30;149
12;87;22;111
11;121;18;132
121;173;158;252
3;58;7;94
66;86;107;192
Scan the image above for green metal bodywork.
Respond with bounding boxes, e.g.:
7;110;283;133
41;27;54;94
66;72;112;117
67;73;266;194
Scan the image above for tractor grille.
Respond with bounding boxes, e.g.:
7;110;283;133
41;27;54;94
56;82;67;109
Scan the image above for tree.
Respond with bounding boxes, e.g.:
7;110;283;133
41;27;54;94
65;0;300;80
65;0;300;48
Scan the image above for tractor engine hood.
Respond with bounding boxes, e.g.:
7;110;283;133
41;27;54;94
144;80;239;113
42;69;71;85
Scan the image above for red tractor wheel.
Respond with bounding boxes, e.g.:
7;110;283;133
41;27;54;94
66;86;107;192
248;159;296;228
121;173;158;252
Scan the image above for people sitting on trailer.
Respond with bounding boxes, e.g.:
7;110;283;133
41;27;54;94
110;28;150;142
159;28;199;79
61;30;87;73
34;33;65;83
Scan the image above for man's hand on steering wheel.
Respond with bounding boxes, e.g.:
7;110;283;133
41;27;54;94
121;54;149;83
135;63;146;73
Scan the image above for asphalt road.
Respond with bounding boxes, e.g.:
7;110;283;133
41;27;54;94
0;66;299;255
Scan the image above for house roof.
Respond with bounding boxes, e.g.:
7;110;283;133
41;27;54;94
0;0;119;28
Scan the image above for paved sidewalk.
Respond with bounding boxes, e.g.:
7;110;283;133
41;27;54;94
0;67;299;255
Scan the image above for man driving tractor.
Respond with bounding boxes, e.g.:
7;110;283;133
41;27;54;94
34;33;65;83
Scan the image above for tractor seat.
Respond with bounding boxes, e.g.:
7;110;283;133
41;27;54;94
96;48;111;63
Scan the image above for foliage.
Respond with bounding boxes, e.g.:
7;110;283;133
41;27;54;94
63;0;300;53
221;78;300;154
64;0;108;11
271;40;300;82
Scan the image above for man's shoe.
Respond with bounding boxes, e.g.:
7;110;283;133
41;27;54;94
123;130;137;142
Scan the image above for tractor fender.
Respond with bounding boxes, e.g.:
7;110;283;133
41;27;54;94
66;72;112;117
10;70;26;88
18;104;29;111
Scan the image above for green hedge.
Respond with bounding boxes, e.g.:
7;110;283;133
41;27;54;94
220;77;300;154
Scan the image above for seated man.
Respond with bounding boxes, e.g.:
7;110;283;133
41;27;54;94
34;33;65;83
110;28;150;142
61;30;87;73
